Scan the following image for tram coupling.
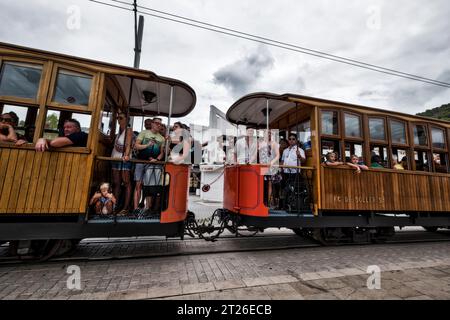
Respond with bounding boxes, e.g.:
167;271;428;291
184;209;259;241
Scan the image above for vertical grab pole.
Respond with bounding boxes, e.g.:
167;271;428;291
161;86;174;218
266;98;270;207
164;86;174;162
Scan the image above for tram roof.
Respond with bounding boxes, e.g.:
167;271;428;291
0;42;196;118
226;92;450;128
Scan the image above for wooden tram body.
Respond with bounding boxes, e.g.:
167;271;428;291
224;93;450;240
0;43;195;253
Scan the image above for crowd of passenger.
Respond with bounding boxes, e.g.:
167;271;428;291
1;109;448;215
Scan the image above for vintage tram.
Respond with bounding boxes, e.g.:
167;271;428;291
222;92;450;243
0;42;195;257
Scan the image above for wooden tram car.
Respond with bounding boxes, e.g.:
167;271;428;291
223;92;450;243
0;43;195;257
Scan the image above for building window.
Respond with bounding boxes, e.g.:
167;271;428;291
413;125;428;146
52;69;92;106
344;113;361;138
369;118;385;141
321;111;338;136
0;61;42;100
390;120;407;145
431;127;446;149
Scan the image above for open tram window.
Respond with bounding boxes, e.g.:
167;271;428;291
321;139;341;162
432;152;448;173
99;93;117;136
370;145;389;168
0;61;42;100
344;142;363;162
291;120;311;150
43;109;91;146
392;148;409;170
414;150;431;172
321;111;338;136
1;104;39;144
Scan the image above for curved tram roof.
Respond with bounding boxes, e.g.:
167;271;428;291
226;92;450;128
0;42;196;118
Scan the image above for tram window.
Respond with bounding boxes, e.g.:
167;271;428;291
392;148;409;170
100;93;116;136
431;127;446;149
370;145;389;168
292;120;311;149
390;120;407;145
414;150;430;172
1;104;38;143
344;113;361;138
0;62;42;100
369;118;386;141
52;69;92;106
433;153;448;173
321;111;338;136
100;111;113;136
344;142;363;162
43;109;91;142
414;125;428;146
321;139;340;162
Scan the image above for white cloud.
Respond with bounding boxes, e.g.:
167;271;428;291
0;0;449;127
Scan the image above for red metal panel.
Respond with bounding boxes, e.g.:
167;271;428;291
160;163;189;223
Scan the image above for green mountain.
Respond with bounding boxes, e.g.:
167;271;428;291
417;103;450;121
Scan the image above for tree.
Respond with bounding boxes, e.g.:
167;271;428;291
46;113;59;130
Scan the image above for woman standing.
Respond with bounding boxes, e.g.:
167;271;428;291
111;112;133;215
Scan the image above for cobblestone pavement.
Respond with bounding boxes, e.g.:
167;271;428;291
0;241;449;300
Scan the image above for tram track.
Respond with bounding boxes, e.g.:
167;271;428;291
0;230;449;266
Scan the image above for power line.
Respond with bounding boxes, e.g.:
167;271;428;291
91;0;450;88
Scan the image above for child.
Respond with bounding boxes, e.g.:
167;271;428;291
324;152;344;166
89;183;117;215
347;154;369;173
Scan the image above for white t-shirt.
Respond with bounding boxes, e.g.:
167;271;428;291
281;145;305;173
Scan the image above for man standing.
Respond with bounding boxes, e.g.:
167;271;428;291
280;133;306;209
133;117;165;212
35;119;88;151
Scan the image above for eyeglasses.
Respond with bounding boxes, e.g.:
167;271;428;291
0;117;12;123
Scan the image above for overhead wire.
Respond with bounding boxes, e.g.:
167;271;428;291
90;0;450;88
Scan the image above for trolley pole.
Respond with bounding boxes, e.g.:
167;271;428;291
133;0;145;69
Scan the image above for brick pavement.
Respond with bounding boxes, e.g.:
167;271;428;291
0;242;449;300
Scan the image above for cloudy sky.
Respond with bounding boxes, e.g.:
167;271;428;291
1;0;450;126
